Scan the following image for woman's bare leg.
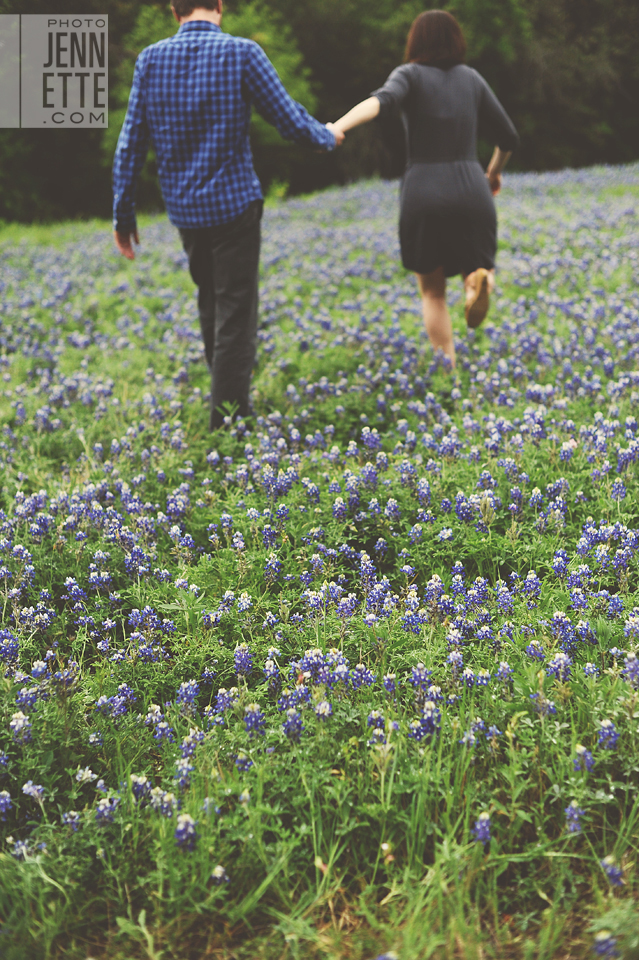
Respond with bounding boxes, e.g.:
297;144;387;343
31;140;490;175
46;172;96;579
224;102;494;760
416;268;456;368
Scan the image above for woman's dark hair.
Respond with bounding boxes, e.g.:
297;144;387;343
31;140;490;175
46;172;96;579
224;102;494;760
405;10;466;66
171;0;220;20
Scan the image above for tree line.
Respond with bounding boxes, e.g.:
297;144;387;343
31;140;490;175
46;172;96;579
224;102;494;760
0;0;637;222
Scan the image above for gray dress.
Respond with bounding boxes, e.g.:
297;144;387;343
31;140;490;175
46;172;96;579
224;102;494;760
372;63;519;277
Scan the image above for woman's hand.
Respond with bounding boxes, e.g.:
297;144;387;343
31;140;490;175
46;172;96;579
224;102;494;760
486;170;502;196
486;147;511;196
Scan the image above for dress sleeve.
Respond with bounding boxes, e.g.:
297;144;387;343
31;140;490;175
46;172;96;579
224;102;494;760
371;65;411;119
477;73;519;151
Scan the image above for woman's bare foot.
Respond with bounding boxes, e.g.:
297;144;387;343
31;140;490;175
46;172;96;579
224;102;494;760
464;268;494;329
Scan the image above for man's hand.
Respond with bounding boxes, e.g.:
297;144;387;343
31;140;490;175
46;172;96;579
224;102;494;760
486;170;502;196
114;229;139;260
326;122;345;147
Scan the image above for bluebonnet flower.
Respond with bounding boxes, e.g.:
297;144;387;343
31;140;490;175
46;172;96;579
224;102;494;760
611;479;626;501
62;810;80;831
384;499;401;521
382;673;396;695
0;629;20;662
564;800;585;833
153;722;175;743
529;488;543;509
235;752;253;772
144;704;164;726
552;550;569;579
244;703;266;737
95;797;119;824
315;700;333;720
547;652;572;681
10;711;32;744
211;864;230;885
471;812;491;845
283;708;304;741
176;680;200;711
76;767;97;784
455;492;474;523
264;552;282;583
174;812;198;850
462;667;476;689
447;650;463;679
0;790;12;819
130;774;152;801
180;729;205;758
174;758;194;789
592;932;619;958
525;639;545;661
486;725;501;749
600;856;623;886
408;701;441;742
201;666;216;685
598;719;620;750
367;710;385;729
263;657;280;687
496;662;514;682
574;744;595;772
237;592;253;613
368;728;387;746
352;663;375;689
234;643;253;676
529;693;557;716
409;663;432;690
31;660;48;680
622;651;639;688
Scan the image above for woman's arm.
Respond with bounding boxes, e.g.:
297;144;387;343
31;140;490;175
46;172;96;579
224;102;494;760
486;146;511;196
333;96;380;136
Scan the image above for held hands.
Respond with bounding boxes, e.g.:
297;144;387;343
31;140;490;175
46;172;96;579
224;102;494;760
326;122;345;147
114;229;139;260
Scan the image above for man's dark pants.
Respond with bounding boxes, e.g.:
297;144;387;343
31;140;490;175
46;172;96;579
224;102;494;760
179;200;262;431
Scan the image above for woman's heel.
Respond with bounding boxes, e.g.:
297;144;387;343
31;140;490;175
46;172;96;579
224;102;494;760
465;268;490;329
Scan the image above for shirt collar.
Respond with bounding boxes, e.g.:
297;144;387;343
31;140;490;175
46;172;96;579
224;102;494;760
178;20;221;33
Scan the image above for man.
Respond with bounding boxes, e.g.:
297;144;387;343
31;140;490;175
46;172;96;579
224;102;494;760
113;0;343;429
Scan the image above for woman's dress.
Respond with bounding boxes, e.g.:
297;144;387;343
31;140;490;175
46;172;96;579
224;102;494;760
372;63;519;277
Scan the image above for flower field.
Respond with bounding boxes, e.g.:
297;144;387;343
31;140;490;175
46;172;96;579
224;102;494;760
1;165;639;960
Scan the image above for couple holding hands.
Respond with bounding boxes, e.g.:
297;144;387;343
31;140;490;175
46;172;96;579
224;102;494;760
113;3;518;430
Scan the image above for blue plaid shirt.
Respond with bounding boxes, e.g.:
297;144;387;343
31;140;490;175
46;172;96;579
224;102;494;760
113;20;335;232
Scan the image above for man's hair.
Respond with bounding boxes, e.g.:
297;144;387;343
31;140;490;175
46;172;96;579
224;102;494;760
405;10;466;66
171;0;220;20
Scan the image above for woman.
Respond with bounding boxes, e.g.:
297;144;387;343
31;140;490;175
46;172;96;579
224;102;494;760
332;10;519;368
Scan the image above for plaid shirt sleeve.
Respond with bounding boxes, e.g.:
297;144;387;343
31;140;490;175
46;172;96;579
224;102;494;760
112;53;151;234
243;42;336;152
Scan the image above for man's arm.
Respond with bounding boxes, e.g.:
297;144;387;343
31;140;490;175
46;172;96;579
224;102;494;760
112;53;151;259
243;42;340;151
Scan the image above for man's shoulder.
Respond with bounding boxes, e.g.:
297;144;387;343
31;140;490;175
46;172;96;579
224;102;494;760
140;29;258;60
